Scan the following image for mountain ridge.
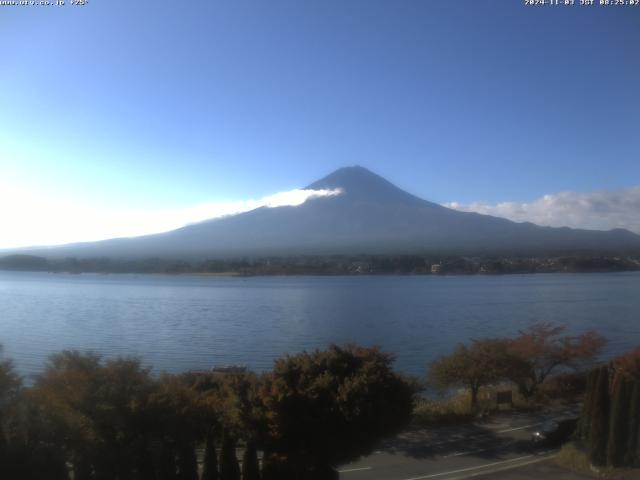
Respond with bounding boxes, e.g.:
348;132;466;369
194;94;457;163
7;166;640;259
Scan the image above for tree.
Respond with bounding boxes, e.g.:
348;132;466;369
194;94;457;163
579;367;598;438
31;350;104;480
219;373;265;480
613;347;640;467
242;441;260;480
587;365;610;466
0;346;27;479
194;370;264;480
219;430;241;480
260;345;416;479
0;346;21;404
0;346;21;443
581;348;640;468
607;375;631;466
625;381;640;466
201;426;219;480
150;373;207;480
33;351;184;480
261;452;294;480
216;371;267;448
613;347;640;382
429;338;517;411
508;323;606;398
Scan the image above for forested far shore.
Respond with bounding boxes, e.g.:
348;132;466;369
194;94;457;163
1;253;639;276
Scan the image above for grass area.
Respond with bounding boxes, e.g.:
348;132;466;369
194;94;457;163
411;380;584;427
555;443;595;475
411;385;545;427
411;396;475;426
555;442;640;480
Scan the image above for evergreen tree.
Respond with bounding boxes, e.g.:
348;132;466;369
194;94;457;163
606;377;630;466
135;446;156;480
625;381;640;467
241;441;260;480
259;453;275;480
176;443;198;480
588;366;610;466
202;427;219;480
219;432;241;480
215;371;267;474
579;368;598;438
260;452;294;480
156;443;178;480
72;456;94;480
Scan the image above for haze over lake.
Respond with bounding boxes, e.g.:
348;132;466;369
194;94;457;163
1;270;639;379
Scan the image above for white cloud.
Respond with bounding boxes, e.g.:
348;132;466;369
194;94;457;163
445;186;640;234
0;186;342;249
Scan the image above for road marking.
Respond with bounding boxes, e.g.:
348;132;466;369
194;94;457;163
428;432;494;446
496;422;542;433
338;466;372;473
446;453;557;479
400;454;535;480
441;441;515;458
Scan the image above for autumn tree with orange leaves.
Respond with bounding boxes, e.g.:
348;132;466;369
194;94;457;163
508;323;606;399
429;338;519;411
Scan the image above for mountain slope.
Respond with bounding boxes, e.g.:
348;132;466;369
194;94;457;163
18;166;640;259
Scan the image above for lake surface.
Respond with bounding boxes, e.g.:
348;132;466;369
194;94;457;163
1;271;639;379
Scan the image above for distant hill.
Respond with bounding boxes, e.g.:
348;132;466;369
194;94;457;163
9;166;640;259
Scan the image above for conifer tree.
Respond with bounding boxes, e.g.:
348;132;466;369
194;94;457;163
606;377;630;466
260;452;294;480
259;453;275;480
136;447;156;480
588;365;610;466
176;443;198;480
625;381;640;467
580;368;598;438
157;443;178;480
219;431;241;480
241;441;260;480
202;427;219;480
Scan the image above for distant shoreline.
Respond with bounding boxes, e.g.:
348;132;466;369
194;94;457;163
2;268;639;278
1;252;639;277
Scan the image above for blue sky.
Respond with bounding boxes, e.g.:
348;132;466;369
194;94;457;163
1;1;639;247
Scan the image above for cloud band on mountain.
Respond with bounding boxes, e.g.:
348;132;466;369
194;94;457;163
0;187;343;249
445;186;640;234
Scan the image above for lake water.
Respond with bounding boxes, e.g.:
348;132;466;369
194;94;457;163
1;271;639;379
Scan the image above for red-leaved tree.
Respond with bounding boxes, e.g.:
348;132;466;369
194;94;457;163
508;323;606;398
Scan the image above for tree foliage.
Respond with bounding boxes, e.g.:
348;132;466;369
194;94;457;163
587;365;610;466
27;351;214;480
219;430;241;480
242;441;260;480
201;427;219;480
0;343;416;479
508;323;606;398
259;344;416;478
429;338;519;410
33;352;159;479
581;348;640;468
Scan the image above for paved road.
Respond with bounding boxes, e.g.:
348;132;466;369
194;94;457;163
469;460;594;479
338;405;582;480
